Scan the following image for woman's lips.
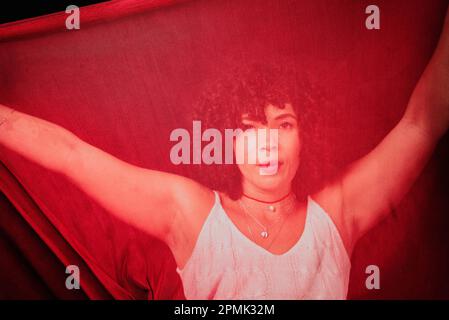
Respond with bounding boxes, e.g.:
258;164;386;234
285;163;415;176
256;161;283;175
257;161;283;167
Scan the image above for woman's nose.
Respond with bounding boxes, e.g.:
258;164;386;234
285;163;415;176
258;128;279;153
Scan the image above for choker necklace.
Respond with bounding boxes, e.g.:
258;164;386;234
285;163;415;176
242;191;292;213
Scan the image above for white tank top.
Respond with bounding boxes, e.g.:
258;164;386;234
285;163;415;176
176;190;351;299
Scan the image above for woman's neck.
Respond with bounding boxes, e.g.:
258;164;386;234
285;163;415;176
241;180;291;202
239;181;297;223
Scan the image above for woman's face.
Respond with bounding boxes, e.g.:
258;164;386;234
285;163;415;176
234;103;301;193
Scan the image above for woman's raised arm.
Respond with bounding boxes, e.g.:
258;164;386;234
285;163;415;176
0;104;214;243
313;7;449;249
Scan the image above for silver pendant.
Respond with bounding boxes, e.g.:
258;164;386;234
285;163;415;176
260;231;269;238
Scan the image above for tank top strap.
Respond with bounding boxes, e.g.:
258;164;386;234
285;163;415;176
212;189;221;205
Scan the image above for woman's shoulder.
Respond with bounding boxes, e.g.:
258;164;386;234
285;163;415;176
171;178;216;217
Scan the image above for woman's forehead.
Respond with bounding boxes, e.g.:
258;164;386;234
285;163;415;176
241;103;297;121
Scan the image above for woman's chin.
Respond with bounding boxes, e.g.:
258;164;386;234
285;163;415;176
241;163;296;192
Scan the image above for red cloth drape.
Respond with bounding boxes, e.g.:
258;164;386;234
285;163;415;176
1;0;448;299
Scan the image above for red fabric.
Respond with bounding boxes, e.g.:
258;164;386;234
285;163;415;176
1;0;449;299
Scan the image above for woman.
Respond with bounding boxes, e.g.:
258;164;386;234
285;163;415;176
1;8;448;299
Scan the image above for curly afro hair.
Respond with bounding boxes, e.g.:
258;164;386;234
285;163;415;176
190;60;320;200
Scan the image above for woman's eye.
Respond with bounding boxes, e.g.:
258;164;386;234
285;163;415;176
280;122;293;129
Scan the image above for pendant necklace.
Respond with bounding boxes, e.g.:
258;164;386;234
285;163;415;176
238;192;297;239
